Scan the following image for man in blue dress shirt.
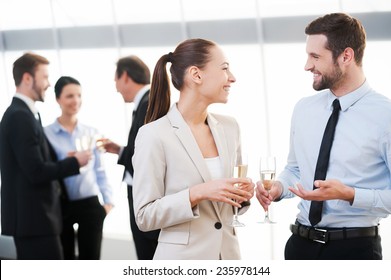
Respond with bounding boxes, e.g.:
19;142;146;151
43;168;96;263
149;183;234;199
256;13;391;259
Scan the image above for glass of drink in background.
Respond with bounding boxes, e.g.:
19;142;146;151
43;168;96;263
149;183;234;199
75;130;94;172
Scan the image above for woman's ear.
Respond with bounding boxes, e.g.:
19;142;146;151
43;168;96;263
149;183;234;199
189;66;202;84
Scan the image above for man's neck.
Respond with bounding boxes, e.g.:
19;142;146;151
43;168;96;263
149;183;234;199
331;69;366;97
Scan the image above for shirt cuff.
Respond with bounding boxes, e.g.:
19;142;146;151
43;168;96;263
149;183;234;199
351;188;374;209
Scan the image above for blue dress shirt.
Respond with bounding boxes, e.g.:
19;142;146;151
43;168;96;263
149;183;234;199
44;120;113;205
278;80;391;227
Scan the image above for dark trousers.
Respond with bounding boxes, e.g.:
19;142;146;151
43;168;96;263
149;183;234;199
14;235;63;260
61;196;106;260
128;185;160;260
285;233;382;260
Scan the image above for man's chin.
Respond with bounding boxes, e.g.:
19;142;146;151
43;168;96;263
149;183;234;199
37;95;45;102
312;82;326;91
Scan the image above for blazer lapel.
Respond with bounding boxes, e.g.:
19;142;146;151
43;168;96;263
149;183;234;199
167;105;232;217
167;105;211;183
207;114;233;213
207;114;232;178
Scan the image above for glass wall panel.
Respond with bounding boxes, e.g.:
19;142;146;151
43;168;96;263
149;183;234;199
0;0;53;30
52;0;113;27
182;0;257;21
364;41;391;98
341;0;391;13
114;0;183;24
257;0;341;17
0;54;9;117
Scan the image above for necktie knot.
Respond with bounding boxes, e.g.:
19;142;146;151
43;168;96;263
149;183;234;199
332;99;341;112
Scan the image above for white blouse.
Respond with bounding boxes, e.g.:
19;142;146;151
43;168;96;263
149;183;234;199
204;156;223;180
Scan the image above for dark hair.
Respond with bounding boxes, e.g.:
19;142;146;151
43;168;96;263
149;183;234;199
13;52;49;86
305;13;366;66
146;38;216;123
54;76;81;99
115;55;150;85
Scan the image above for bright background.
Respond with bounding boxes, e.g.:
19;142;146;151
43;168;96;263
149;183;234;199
1;0;391;260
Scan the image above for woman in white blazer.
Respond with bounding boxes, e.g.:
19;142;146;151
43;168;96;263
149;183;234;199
132;38;254;260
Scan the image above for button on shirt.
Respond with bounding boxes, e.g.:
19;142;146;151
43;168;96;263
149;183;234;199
44;120;113;204
278;81;391;228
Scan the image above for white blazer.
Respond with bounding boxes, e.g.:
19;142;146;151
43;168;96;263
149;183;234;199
132;104;248;260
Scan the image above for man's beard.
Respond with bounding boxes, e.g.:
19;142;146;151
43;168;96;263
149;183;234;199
313;62;344;91
32;79;46;102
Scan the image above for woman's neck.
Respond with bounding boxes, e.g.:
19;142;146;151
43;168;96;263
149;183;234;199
177;96;208;126
57;114;78;133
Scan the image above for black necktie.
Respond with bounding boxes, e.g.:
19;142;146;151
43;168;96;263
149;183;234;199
36;112;42;125
132;110;136;122
309;98;341;226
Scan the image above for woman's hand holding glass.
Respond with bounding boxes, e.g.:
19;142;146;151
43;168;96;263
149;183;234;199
189;178;254;209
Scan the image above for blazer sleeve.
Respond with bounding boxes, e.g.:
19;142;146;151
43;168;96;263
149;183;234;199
132;124;197;232
10;110;79;184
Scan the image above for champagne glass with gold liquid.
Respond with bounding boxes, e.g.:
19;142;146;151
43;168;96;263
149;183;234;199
259;156;276;224
230;153;248;227
75;130;94;172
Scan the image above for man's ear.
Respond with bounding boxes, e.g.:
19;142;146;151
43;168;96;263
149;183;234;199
341;47;354;64
121;72;130;82
22;72;33;85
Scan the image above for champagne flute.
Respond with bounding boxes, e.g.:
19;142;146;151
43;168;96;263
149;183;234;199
230;153;248;227
75;134;93;151
94;134;106;170
75;130;94;172
259;156;276;224
95;135;106;153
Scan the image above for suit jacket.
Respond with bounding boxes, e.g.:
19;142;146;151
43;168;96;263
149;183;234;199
0;97;80;237
118;90;149;177
132;104;248;260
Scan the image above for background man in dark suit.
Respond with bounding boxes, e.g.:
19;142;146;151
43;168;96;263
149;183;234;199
101;55;159;260
0;52;91;259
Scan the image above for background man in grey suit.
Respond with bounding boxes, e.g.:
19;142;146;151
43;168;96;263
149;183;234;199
0;52;91;259
102;55;159;259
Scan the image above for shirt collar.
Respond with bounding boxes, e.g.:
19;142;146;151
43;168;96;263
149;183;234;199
14;92;38;115
53;118;81;134
133;85;150;111
326;80;371;112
